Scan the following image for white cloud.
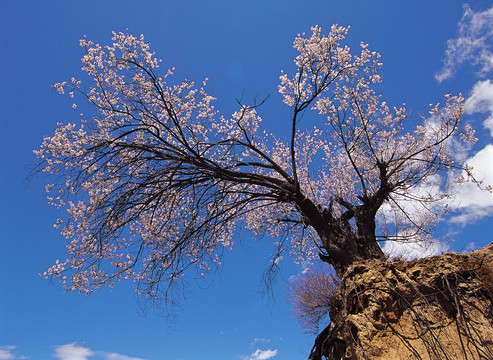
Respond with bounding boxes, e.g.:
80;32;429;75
54;344;146;360
436;4;493;82
382;240;448;261
54;344;94;360
434;4;493;224
0;346;25;360
0;346;15;360
449;144;493;224
241;349;278;360
464;242;477;252
465;79;493;136
103;353;146;360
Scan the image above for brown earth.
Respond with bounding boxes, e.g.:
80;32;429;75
313;242;493;359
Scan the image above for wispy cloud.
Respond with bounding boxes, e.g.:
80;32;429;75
102;353;146;360
240;349;278;360
432;4;493;225
54;344;145;360
436;4;493;82
0;346;26;360
250;338;271;346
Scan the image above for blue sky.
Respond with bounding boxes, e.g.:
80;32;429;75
1;1;493;359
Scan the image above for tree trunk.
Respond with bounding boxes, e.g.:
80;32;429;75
295;194;386;279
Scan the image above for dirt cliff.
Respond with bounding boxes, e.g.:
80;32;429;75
312;242;493;359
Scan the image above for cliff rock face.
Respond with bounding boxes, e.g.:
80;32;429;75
316;243;493;359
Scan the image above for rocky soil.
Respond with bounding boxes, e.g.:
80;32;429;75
312;242;493;359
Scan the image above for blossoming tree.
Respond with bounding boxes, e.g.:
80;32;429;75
36;26;477;315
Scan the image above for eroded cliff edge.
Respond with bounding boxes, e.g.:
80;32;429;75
312;242;493;359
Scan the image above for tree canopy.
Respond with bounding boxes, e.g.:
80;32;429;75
36;25;479;303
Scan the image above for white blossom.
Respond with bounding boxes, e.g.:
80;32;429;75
35;26;481;301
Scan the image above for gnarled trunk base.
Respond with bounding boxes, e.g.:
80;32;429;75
311;242;493;360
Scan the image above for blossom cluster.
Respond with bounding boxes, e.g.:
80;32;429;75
36;26;476;300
